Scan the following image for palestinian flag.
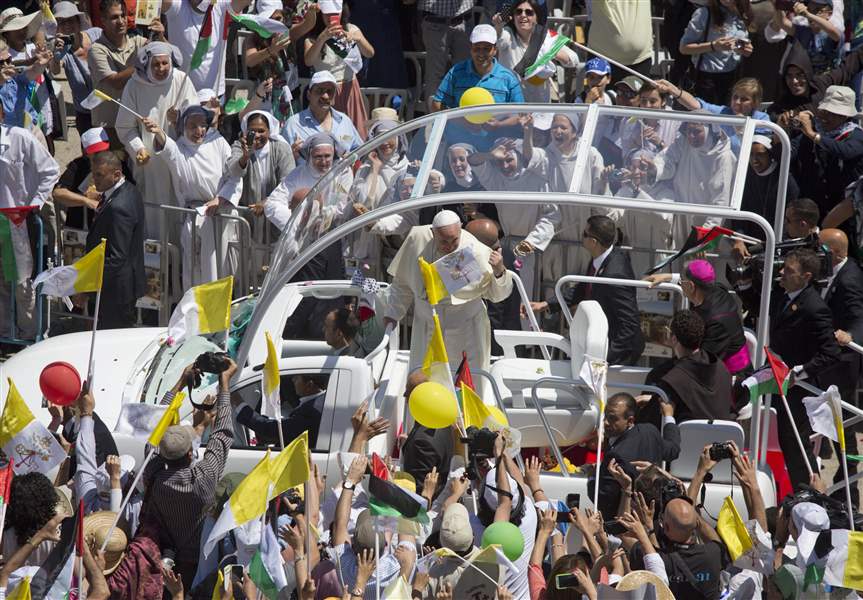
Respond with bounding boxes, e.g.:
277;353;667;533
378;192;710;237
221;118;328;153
454;352;474;399
229;12;289;39
765;347;791;398
524;30;572;79
248;525;288;600
0;207;39;283
368;474;429;524
190;0;217;71
30;502;82;599
741;367;789;405
371;452;389;481
644;225;733;275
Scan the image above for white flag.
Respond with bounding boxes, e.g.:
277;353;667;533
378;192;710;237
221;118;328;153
802;385;843;444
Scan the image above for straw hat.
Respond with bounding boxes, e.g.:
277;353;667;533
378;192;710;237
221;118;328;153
0;8;42;38
55;485;74;518
616;570;675;600
84;511;127;575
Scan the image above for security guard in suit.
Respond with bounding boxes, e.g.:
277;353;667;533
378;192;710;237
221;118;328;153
769;248;842;490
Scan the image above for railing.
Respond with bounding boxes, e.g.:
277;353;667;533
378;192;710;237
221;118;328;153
554;275;688;328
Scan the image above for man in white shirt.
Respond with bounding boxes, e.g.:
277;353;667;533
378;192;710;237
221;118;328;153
0;116;60;341
162;0;252;98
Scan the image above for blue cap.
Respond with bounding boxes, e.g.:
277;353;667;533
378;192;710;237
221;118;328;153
585;57;611;75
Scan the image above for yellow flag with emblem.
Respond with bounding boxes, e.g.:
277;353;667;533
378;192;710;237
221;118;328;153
147;391;186;447
418;257;448;306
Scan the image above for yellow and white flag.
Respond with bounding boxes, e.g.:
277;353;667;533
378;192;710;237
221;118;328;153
716;496;753;561
204;432;309;557
33;239;105;297
167;276;233;345
824;529;863;591
382;575;411;599
147;391;186;447
262;331;281;420
422;314;456;397
80;89;114;111
461;382;508;430
802;385;846;449
0;380;66;475
418;257;448;306
6;575;30;600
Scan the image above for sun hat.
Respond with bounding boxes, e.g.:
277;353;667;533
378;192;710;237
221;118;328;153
0;8;42;38
818;85;860;118
84;511;128;575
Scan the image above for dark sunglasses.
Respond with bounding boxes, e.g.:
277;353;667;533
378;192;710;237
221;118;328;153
515;8;535;16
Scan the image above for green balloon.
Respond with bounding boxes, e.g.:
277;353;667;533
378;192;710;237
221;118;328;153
481;521;524;561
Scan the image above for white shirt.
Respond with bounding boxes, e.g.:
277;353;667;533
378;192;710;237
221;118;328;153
592;244;614;272
100;176;126;202
0;124;60;209
164;0;230;96
822;257;847;299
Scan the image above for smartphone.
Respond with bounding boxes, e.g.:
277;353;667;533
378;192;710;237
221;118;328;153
245;130;255;149
230;564;243;580
566;493;580;511
556;510;573;523
604;520;628;536
555;573;580;590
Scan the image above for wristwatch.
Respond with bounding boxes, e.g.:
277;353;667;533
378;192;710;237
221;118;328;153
342;480;356;491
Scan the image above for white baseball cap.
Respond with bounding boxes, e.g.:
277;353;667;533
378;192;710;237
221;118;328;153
470;24;497;46
81;127;110;155
309;70;338;88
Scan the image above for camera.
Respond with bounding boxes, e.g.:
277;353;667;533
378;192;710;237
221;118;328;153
284;489;305;515
790;117;802;130
734;38;747;51
781;486;863;530
726;236;832;295
608;168;630;186
709;441;734;461
195;351;232;374
658;478;687;511
461;426;499;480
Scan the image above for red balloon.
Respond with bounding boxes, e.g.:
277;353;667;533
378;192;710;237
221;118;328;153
39;362;81;407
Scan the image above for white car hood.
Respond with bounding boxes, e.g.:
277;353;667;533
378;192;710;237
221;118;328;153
0;328;164;430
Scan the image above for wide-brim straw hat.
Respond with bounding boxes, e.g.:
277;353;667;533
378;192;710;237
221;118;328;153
83;511;127;575
616;570;675;600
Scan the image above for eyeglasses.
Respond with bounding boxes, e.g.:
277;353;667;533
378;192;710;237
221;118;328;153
785;71;807;82
515;8;535;16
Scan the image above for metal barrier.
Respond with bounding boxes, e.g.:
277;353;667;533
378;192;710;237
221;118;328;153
509;269;552;360
158;205;256;324
554;274;688;328
1;215;44;346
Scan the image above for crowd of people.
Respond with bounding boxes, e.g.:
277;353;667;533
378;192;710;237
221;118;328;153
2;0;863;598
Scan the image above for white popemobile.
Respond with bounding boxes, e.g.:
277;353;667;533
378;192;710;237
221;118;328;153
2;102;808;530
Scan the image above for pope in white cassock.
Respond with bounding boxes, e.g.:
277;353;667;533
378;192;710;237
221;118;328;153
384;210;514;374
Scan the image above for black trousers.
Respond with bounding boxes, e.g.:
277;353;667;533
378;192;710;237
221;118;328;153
775;388;818;492
98;299;137;329
831;351;861;507
610;57;653;84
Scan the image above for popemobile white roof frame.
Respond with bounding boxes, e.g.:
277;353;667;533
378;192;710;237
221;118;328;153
239;103;792;465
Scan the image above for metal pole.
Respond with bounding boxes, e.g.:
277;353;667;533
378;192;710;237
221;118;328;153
776;389;815;479
86;287;102;386
101;449;155;551
841;448;855;531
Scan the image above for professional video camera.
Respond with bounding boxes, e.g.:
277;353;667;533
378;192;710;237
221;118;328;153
461;426;499;481
725;235;832;293
780;486;863;530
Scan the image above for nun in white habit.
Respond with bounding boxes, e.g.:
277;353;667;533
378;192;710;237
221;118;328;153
144;105;242;288
264;132;353;232
116;42;198;235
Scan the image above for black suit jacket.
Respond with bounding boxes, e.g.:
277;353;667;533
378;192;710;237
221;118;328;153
401;424;453;496
570;247;645;365
825;259;863;344
591;422;681;516
237;392;324;448
769;284;842;382
85;180;145;308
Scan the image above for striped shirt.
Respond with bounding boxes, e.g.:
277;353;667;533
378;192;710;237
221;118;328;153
432;59;525;109
418;0;474;17
143;390;233;564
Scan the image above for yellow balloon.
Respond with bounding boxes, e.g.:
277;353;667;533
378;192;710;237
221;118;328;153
459;86;495;125
409;381;459;429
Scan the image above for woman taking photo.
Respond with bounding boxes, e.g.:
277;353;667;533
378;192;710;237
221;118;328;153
679;0;754;104
493;0;577;103
303;5;374;138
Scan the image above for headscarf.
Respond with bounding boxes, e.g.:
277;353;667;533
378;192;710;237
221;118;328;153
240;109;279;135
177;105;214;145
491;137;525;179
300;132;337;163
368;119;407;161
134;42;182;85
446;143;476;188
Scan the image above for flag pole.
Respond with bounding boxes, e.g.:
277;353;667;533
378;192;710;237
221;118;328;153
840;446;855;531
593;416;605;510
100;448;155;552
374;530;381;600
567;40;658;85
86;288;102;386
777;388;815;479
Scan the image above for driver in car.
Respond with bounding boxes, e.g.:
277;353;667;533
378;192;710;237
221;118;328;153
231;373;327;447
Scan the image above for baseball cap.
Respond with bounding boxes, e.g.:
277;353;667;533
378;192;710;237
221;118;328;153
470;24;497;45
440;503;473;552
159;425;195;460
615;75;644;94
53;1;84;20
309;70;338;88
81;127;110;155
585;57;611;76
